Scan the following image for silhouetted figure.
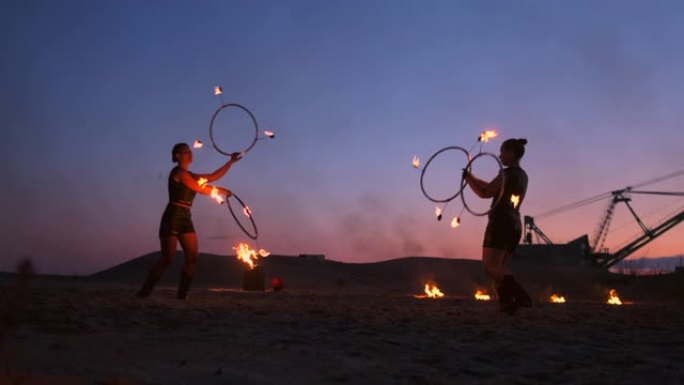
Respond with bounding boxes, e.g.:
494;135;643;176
137;143;241;299
464;138;531;315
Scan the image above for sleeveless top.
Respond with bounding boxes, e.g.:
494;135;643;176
168;167;197;206
488;166;528;223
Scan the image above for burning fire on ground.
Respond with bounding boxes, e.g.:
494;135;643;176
414;283;445;299
607;289;623;305
234;243;270;270
550;294;566;303
474;290;491;301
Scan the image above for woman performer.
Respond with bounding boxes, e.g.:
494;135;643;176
463;138;531;315
137;143;241;299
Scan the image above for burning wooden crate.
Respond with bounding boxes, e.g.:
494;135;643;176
242;265;265;291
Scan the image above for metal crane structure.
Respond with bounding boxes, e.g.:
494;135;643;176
520;169;684;269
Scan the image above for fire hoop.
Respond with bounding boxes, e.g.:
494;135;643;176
226;192;259;240
209;103;259;156
420;146;471;203
460;152;505;217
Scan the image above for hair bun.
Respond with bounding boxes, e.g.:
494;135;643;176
518;138;528;145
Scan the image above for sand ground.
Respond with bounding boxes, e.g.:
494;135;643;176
2;281;683;385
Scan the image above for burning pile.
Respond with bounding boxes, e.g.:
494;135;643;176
415;283;445;299
550;294;566;303
233;243;270;270
607;289;622;305
474;290;491;301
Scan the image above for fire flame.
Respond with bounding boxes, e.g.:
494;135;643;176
233;243;269;270
511;194;520;209
474;290;491;301
214;86;223;95
550;294;566;303
264;130;275;138
197;178;208;188
243;206;252;218
435;207;443;221
412;155;420;169
210;187;225;204
450;217;461;228
415;283;445;299
607;289;622;305
193;140;204;149
479;130;499;143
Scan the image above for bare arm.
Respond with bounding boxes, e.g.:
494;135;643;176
193;152;242;182
176;169;231;197
465;172;502;199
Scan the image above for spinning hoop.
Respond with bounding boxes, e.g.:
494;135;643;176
209;103;259;156
226;192;259;240
420;146;471;203
460;152;505;217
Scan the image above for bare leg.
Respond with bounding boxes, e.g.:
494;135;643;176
176;232;199;299
137;235;177;297
482;247;508;283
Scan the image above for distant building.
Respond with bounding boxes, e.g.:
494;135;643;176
514;235;593;265
298;254;325;261
675;266;684;275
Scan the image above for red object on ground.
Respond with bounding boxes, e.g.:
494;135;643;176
271;277;284;291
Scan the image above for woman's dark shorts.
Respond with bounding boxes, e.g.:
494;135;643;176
159;204;195;238
483;219;522;253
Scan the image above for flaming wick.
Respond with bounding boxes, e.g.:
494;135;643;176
450;217;461;228
214;86;223;96
412;155;421;169
193;140;204;149
478;129;499;143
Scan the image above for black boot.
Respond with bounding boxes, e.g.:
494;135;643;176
503;275;532;308
496;280;517;316
136;270;161;298
177;272;193;300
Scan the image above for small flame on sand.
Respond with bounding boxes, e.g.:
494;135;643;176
479;130;499;143
474;290;491;301
210;187;225;204
412;155;420;169
214;86;223;95
435;207;443;221
511;194;520;209
415;283;445;299
234;243;269;270
607;289;622;305
193;140;204;149
264;130;275;138
197;178;208;188
550;294;566;303
450;217;461;228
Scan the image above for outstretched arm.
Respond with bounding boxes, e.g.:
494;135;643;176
465;171;502;199
194;152;242;182
176;168;231;197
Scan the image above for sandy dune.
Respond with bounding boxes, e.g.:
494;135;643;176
1;256;683;384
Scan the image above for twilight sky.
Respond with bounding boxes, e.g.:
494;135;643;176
2;0;683;275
